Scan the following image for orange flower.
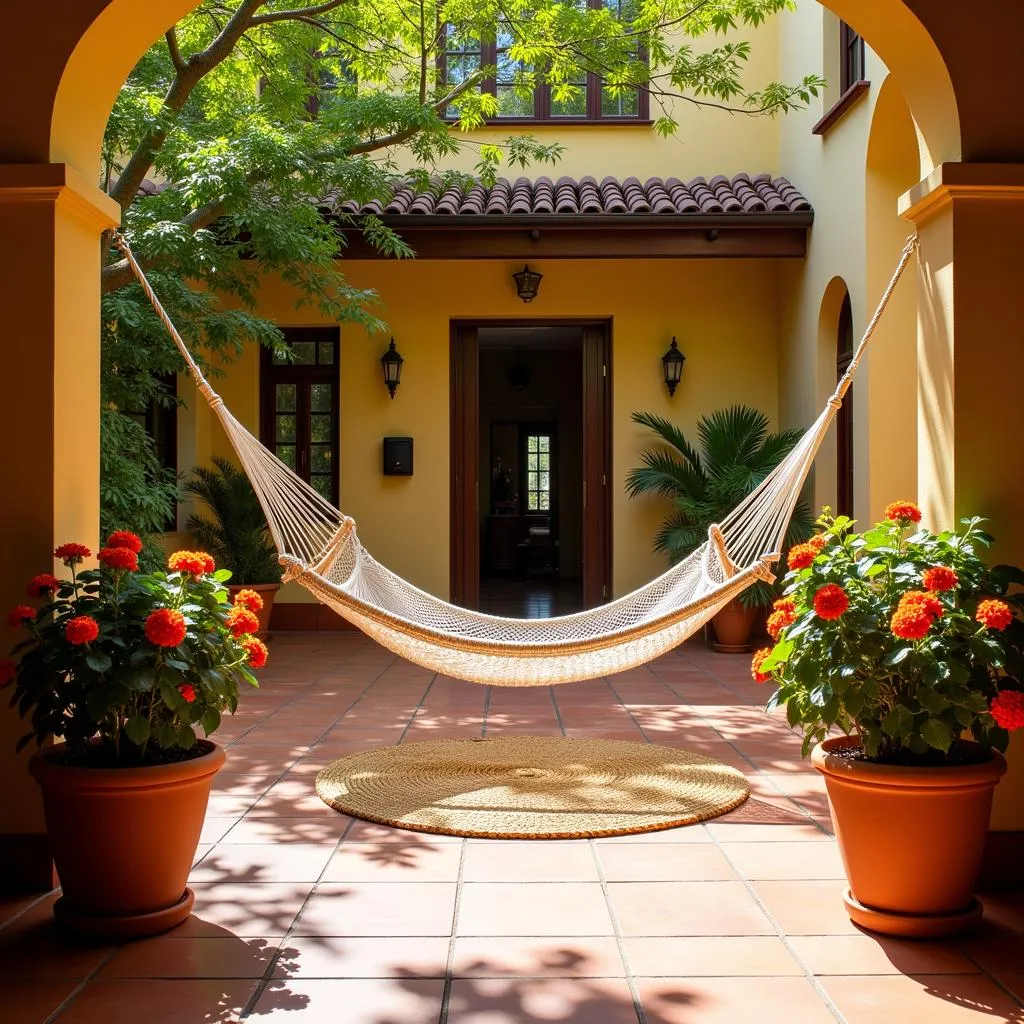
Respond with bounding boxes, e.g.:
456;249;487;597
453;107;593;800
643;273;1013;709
54;542;91;565
787;542;819;572
0;659;16;689
885;500;922;524
177;683;196;704
891;604;933;641
813;584;849;620
65;615;99;646
750;647;773;683
976;599;1013;632
8;605;35;629
766;606;796;640
922;566;958;593
241;635;269;669
227;607;260;638
145;608;187;647
106;531;143;554
808;534;828;552
773;597;796;615
990;691;1024;730
99;546;139;572
168;551;214;575
26;573;60;598
232;588;264;613
900;590;944;621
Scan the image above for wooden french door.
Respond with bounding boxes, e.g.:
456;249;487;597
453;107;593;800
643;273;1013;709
450;320;611;609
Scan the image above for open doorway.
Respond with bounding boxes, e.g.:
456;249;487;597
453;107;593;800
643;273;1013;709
451;320;611;614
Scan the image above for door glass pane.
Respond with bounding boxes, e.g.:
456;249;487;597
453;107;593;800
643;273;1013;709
528;471;538;490
528;493;538;510
528;453;538;471
311;445;332;473
539;453;549;470
539;494;550;510
539;437;550;453
311;384;332;413
317;342;335;365
276;383;296;412
310;414;332;443
528;437;538;453
291;341;316;365
311;475;333;501
277;445;296;470
276;415;296;443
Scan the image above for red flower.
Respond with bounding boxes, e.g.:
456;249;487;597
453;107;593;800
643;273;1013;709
54;542;91;565
885;500;922;524
241;635;269;669
787;542;819;572
227;607;260;638
0;659;16;689
8;605;35;629
65;615;99;646
922;566;958;593
26;573;60;598
990;691;1024;730
145;608;187;647
773;597;796;615
900;590;944;621
106;531;143;554
99;546;139;572
891;605;933;641
232;588;264;613
813;583;849;621
177;683;197;704
976;599;1013;632
168;550;213;575
750;647;772;683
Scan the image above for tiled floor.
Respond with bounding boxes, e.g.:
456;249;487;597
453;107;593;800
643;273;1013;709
2;632;1023;1023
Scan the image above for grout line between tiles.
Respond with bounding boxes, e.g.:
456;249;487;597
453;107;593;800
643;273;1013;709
437;838;468;1024
43;946;123;1024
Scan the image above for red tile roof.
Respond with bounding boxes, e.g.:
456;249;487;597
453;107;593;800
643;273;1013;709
330;173;811;219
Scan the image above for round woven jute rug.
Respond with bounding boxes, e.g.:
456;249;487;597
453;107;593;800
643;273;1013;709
314;735;749;839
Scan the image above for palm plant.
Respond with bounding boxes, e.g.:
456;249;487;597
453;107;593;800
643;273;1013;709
626;405;813;608
183;456;282;585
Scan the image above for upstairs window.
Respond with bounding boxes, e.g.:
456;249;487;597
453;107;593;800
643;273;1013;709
840;21;865;93
440;0;647;123
525;433;553;512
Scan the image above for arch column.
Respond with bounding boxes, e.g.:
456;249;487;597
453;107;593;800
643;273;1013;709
902;162;1024;839
0;165;118;886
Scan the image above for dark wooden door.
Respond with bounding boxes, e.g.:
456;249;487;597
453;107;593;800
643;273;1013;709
450;324;479;607
582;324;612;606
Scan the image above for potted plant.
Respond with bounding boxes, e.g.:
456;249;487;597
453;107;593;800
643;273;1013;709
3;532;269;939
184;456;283;635
626;405;814;651
752;503;1023;938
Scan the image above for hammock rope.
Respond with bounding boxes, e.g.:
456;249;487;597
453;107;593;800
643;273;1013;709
112;232;918;686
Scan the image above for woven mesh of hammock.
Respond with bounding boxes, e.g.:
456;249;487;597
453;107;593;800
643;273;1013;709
113;234;917;686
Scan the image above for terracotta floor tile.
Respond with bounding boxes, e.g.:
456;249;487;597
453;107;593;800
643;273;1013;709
959;926;1024;972
451;936;626;978
0;893;41;927
462;842;599;882
278;936;450;978
251;978;445;1023
750;879;861;935
598;843;737;882
592;824;711;845
182;881;313;937
100;935;280;978
199;816;241;844
2;979;78;1022
53;978;259;1023
321;842;462;882
223;815;349;844
706;822;832;843
637;976;838;1024
457;883;614;937
291;882;457;937
789;934;980;976
608;881;773;937
820;973;1024;1024
720;840;846;880
623;936;802;976
447;977;638;1024
0;916;115;980
344;820;464;844
189;843;334;884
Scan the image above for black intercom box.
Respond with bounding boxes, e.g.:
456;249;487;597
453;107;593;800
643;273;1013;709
383;436;413;476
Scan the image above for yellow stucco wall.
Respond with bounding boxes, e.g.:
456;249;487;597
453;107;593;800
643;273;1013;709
179;258;784;603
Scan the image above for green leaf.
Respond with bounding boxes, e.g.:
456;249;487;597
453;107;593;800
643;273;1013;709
85;652;112;673
200;708;221;736
213;569;233;584
124;714;150;745
921;718;953;753
177;726;197;749
884;646;912;667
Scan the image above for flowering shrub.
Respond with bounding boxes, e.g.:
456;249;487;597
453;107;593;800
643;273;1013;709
4;534;267;766
753;505;1024;764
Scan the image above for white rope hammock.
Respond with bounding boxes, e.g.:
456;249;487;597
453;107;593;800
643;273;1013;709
113;233;917;686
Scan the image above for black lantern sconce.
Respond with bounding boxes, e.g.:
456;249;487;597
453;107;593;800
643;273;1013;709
661;337;686;397
513;264;543;303
381;338;403;399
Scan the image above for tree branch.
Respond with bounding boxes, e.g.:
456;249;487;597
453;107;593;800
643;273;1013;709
165;28;186;73
249;0;350;25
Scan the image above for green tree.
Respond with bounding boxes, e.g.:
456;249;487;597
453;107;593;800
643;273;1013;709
101;0;823;538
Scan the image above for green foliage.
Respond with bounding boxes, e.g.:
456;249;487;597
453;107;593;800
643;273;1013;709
759;510;1024;765
625;405;813;606
184;457;283;585
6;547;263;765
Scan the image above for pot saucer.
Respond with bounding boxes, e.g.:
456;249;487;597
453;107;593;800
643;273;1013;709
54;887;194;940
843;886;983;938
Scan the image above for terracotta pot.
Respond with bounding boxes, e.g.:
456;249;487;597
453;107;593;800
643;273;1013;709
29;740;225;939
709;599;758;652
812;735;1007;938
228;582;279;636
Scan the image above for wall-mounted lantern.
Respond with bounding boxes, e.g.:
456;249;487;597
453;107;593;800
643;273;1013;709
513;265;543;303
662;337;686;397
381;338;403;399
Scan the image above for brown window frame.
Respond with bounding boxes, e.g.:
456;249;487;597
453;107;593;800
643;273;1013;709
439;1;649;125
260;327;340;508
836;292;854;519
840;21;865;94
